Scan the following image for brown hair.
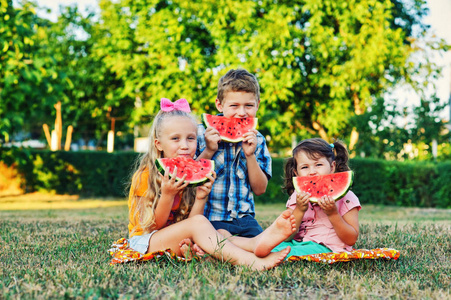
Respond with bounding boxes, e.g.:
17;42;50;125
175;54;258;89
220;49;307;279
217;69;260;104
283;138;350;195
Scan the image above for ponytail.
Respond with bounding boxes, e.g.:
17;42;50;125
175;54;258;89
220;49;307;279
330;140;350;172
282;157;297;195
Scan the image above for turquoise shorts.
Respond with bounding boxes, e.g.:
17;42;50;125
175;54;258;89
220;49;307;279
272;240;332;259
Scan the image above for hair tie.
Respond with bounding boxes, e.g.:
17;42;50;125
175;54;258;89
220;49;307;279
160;98;191;113
330;143;334;149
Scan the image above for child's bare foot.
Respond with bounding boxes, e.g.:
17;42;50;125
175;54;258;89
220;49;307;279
252;246;291;271
179;238;211;260
179;238;196;259
192;243;206;256
254;210;297;257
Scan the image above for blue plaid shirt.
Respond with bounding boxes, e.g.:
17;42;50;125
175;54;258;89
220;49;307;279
196;123;272;221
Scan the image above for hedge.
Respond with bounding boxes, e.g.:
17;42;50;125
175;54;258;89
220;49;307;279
0;147;139;197
1;148;450;208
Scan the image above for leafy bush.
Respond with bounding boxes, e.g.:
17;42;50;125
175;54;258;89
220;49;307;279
1;148;450;208
0;148;139;197
432;161;451;208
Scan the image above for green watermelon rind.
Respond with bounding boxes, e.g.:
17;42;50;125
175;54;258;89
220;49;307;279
293;171;354;203
155;158;215;187
201;113;258;143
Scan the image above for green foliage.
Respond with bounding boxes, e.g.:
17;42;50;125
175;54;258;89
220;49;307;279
259;157;451;208
255;157;287;204
85;0;447;149
35;4;133;144
2;0;449;159
0;0;66;141
0;147;139;197
432;161;451;208
2;150;450;208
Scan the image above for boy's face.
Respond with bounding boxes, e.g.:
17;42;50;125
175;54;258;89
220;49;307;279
215;91;259;118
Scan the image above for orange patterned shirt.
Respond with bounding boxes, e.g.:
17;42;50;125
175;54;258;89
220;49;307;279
128;169;181;237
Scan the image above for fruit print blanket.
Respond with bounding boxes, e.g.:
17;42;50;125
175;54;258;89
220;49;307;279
108;238;400;265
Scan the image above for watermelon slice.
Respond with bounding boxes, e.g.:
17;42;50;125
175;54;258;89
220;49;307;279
293;171;354;203
156;156;215;186
201;113;258;143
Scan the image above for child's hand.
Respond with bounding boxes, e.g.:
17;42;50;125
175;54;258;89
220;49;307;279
160;167;189;197
317;195;338;216
242;129;258;157
296;191;310;212
195;171;216;200
204;127;221;153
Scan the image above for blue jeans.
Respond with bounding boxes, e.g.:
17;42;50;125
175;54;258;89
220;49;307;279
211;215;263;238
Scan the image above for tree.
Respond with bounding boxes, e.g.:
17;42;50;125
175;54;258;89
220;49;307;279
3;0;446;157
0;0;65;142
93;0;444;153
37;4;133;147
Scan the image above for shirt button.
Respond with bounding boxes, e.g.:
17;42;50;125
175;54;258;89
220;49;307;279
346;200;350;203
229;143;233;146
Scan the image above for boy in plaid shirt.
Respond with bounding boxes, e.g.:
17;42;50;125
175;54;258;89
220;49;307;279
196;69;271;237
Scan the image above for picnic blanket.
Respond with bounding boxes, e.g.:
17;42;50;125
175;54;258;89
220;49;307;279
108;238;400;265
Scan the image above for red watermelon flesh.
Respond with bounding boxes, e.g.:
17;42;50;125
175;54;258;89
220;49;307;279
202;113;258;143
293;171;354;203
156;156;215;186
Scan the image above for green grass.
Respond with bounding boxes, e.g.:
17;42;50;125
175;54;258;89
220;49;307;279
0;197;450;299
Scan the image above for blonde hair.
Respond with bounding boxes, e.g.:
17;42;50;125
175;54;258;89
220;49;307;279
129;109;198;235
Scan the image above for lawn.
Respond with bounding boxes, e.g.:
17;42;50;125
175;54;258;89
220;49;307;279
0;194;450;299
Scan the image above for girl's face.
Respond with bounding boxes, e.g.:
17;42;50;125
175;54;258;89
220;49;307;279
294;151;336;177
155;116;197;158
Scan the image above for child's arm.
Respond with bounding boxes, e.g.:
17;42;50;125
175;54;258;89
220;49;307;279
245;154;268;195
242;129;267;195
154;167;189;229
197;127;221;159
318;196;359;246
287;192;310;241
189;172;216;217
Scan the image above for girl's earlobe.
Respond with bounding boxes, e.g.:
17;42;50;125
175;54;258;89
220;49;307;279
155;139;162;151
331;161;336;173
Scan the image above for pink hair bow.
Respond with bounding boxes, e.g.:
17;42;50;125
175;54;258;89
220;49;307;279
160;98;191;113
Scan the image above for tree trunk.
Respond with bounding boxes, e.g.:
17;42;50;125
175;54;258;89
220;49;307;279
349;128;359;154
349;93;364;152
312;121;329;141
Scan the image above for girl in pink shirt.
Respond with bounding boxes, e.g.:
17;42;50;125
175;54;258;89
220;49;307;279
272;138;361;256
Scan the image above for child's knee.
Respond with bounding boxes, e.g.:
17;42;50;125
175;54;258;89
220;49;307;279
189;214;210;226
217;228;232;238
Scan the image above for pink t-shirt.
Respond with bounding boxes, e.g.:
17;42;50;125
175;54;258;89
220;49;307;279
286;191;361;252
